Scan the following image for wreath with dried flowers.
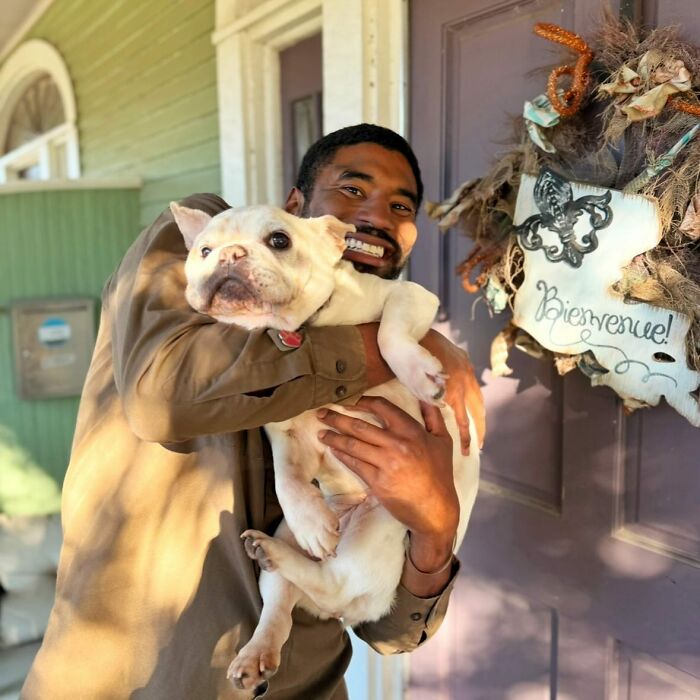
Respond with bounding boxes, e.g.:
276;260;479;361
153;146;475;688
426;12;700;425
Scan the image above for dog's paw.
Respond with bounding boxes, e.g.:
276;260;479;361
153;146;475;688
227;644;280;694
284;500;340;560
241;530;281;571
388;345;447;403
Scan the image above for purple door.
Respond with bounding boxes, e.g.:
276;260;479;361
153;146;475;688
409;1;700;697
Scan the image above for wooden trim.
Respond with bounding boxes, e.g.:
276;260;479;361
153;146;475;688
212;0;322;46
214;0;408;206
0;177;142;194
214;0;323;205
0;0;57;63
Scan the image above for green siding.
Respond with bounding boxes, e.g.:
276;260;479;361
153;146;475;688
25;0;221;226
0;188;139;486
0;0;222;492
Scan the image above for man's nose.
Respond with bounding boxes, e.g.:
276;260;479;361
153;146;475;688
356;196;394;233
219;244;247;263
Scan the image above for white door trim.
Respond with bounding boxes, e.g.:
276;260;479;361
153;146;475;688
214;0;409;207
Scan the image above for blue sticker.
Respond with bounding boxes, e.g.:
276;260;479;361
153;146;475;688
37;317;72;346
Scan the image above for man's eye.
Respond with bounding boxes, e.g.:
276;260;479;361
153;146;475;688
201;246;212;258
267;231;291;250
342;186;363;197
392;201;415;214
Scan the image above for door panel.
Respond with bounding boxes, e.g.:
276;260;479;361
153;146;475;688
409;0;700;697
622;411;700;564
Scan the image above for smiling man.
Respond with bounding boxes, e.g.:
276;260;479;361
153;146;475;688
23;124;484;700
289;132;421;280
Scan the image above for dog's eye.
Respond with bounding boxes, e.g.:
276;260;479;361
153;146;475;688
267;231;291;250
200;246;212;258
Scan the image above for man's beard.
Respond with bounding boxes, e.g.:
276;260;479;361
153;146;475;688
350;225;404;279
300;201;405;278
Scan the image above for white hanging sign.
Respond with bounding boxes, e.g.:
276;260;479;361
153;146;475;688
512;169;700;426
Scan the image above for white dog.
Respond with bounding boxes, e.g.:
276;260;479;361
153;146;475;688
170;202;480;695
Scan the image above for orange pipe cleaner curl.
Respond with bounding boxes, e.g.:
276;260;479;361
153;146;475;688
670;96;700;117
534;23;594;118
456;245;502;294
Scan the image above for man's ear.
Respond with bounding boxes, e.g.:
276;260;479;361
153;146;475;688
170;202;212;250
284;187;305;216
315;215;355;253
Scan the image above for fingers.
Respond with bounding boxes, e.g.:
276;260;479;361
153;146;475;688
453;397;472;456
325;445;377;485
419;400;449;437
443;353;484;453
316;407;390;446
352;395;421;432
317;416;386;472
464;372;486;449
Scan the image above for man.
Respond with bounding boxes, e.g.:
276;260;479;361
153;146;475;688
23;124;484;699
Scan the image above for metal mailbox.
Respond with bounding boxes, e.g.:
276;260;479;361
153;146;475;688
11;298;96;399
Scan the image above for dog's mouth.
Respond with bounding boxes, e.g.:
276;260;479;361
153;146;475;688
204;273;257;310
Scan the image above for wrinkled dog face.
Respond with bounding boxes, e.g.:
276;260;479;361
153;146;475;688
171;203;355;330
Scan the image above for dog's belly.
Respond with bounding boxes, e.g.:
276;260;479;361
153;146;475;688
294;499;407;626
270;379;480;627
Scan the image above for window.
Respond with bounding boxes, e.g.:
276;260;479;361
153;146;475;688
0;40;80;184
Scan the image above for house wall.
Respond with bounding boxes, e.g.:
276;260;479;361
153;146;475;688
0;0;222;485
0;186;139;484
24;0;221;226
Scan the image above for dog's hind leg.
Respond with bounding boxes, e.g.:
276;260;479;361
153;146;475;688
227;570;300;694
241;527;345;616
266;421;340;560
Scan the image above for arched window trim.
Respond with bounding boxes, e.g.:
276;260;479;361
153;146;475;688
0;39;80;183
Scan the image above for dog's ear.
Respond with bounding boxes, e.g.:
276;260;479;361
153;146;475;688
170;202;213;250
316;215;355;253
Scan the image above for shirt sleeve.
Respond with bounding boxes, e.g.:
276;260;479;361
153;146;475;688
352;558;460;655
109;193;368;443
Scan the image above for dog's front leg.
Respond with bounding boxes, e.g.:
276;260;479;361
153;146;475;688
227;570;301;695
377;282;446;402
266;421;340;560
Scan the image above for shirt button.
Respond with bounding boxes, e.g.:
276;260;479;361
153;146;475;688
335;385;347;399
336;359;346;374
410;612;422;621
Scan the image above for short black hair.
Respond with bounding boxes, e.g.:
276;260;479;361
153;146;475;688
295;123;424;208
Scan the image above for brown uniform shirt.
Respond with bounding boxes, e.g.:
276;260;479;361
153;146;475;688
22;194;458;700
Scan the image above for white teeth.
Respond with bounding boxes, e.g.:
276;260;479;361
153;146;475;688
346;238;384;258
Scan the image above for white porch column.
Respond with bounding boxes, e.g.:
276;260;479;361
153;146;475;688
215;0;408;205
322;0;409;135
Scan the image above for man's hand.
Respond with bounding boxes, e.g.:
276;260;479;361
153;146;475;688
420;329;485;454
318;397;457;532
317;397;459;595
358;323;485;454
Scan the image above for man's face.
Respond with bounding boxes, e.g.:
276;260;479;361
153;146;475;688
285;143;419;279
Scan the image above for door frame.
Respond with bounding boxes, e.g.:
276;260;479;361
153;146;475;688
213;0;410;207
